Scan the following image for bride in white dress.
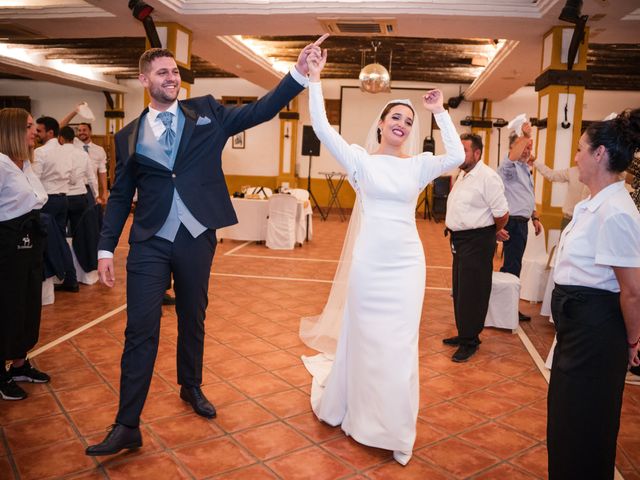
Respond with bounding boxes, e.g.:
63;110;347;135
301;48;464;465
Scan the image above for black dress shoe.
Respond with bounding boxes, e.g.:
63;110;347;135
180;386;216;418
85;424;142;456
518;311;531;321
54;282;79;293
442;336;460;346
452;344;479;363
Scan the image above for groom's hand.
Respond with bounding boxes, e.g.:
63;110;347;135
295;34;329;76
98;258;116;288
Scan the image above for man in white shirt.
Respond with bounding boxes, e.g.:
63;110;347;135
444;133;509;362
33;116;78;292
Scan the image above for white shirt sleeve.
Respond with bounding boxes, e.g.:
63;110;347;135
289;66;309;88
417;111;464;188
98;250;113;259
308;82;362;178
485;172;509;218
595;212;640;267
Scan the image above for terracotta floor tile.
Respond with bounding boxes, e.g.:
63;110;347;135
32;344;88;373
414;418;449;449
208;357;265;380
104;451;190;479
486;380;546;405
476;356;536;378
203;343;242;364
419;402;486;434
272;364;312;387
0;392;62;425
215;464;278;479
174;437;255;478
140;391;193;422
13;438;95;480
254;388;311;418
264;331;303;349
286;412;343;443
229;372;292;397
453;390;522;419
0;456;15;480
497;406;548;442
209;326;257;344
510;445;549;479
416;438;499;478
4;414;76;453
68;403;119;436
55;383;118;412
423;374;480;399
266;446;354;480
148;413;223;448
234;422;311;460
471;463;538;479
321;436;390;470
214;400;276;432
459;423;538;458
226;338;279;356
247;349;300;370
201;382;247;406
48;364;105;391
364;457;452;480
63;471;108;480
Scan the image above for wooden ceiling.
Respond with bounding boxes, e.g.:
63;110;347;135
1;35;639;91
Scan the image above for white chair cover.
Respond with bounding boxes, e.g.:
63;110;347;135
545;335;557;369
266;194;298;250
540;266;555;319
485;271;520;332
290;188;313;242
42;277;55;305
520;220;549;302
67;238;98;285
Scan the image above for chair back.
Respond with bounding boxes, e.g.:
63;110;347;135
523;220;547;260
266;194;298;249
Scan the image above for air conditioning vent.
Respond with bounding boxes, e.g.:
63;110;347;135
319;18;397;36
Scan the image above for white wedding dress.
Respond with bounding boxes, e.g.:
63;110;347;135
302;82;464;461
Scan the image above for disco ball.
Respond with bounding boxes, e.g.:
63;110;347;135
359;63;391;93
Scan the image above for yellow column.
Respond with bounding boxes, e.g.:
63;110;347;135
144;22;192;105
534;25;590;246
277;97;300;189
471;100;493;165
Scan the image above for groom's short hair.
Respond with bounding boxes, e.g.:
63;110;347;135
139;48;175;74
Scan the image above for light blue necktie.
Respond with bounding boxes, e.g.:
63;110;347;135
157;111;175;157
82;144;89;154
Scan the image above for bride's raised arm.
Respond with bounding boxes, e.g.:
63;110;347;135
308;47;362;177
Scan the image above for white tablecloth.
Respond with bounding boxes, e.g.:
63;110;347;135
218;197;310;244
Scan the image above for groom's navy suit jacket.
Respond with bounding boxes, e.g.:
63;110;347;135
98;72;304;252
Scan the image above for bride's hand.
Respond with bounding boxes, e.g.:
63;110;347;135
307;48;327;82
422;89;445;114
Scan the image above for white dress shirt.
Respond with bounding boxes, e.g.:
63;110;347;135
446;161;509;231
32;138;73;194
74;138;107;196
554;181;640;292
65;144;97;196
0;153;48;221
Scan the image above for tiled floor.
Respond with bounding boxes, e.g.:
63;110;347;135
2;214;639;479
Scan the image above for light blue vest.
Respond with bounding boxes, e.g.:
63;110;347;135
136;109;207;242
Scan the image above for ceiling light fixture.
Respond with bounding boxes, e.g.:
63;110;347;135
359;41;391;94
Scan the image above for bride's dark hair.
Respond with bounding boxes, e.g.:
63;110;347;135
377;102;415;143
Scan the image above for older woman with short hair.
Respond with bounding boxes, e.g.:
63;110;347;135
0;108;51;401
547;108;640;479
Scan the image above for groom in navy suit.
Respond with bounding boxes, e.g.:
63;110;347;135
86;38;326;456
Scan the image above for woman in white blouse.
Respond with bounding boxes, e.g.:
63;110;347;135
547;108;640;479
0;108;51;401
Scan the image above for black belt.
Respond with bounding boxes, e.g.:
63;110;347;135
510;215;530;223
445;224;495;237
48;193;67;197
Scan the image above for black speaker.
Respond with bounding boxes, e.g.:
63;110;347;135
433;176;451;197
301;125;321;156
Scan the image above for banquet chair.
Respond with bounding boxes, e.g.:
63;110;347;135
246;186;272;199
266;194;298;249
519;220;549;302
290;188;313;242
540;245;558;320
485;272;520;333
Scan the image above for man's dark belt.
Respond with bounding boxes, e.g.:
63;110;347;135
444;224;495;237
510;215;530;222
48;193;67;197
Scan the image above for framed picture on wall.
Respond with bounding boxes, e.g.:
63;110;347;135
232;131;245;149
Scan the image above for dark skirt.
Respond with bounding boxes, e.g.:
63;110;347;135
547;283;628;480
0;210;46;360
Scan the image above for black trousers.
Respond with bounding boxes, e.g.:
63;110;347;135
548;284;628;480
0;210;45;362
67;193;89;236
42;194;77;284
450;225;496;344
500;216;528;277
116;224;217;427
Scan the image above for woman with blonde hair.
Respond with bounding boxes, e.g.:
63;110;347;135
0;108;51;400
